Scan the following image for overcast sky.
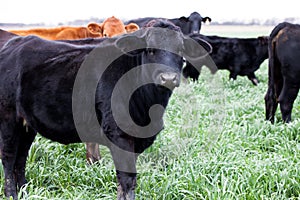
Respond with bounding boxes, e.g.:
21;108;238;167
1;0;299;25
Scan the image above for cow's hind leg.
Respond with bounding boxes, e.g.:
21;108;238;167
278;82;299;123
86;142;101;164
1;117;36;200
265;86;278;123
14;123;36;189
1;118;21;199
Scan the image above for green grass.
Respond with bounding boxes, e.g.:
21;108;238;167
2;26;300;199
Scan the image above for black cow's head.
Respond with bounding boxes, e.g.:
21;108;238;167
176;12;211;34
115;19;211;91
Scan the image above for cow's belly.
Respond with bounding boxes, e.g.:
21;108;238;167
17;73;85;144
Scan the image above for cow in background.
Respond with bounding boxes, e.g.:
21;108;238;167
125;11;211;34
8;22;103;40
0;29;17;49
101;16;139;37
265;22;300;123
8;16;139;40
183;34;269;85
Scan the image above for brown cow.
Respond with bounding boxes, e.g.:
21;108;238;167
101;16;139;37
9;23;103;40
8;16;139;41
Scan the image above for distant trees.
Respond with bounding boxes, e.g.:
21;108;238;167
210;17;300;26
2;17;300;28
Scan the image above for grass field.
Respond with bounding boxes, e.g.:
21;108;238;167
2;25;300;200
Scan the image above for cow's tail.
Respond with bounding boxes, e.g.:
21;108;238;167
268;40;276;87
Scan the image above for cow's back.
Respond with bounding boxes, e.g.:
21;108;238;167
0;36;93;143
272;23;300;78
125;17;157;28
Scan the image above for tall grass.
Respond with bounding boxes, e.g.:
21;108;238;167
2;26;300;199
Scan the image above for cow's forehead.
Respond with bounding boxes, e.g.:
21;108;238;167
145;28;184;50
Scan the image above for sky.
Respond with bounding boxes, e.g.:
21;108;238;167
1;0;299;25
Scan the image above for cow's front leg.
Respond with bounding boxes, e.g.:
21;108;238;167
109;136;137;200
116;170;137;200
247;72;259;86
229;71;238;81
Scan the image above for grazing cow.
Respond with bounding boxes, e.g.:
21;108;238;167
265;22;300;123
125;11;211;34
183;34;269;85
0;20;211;200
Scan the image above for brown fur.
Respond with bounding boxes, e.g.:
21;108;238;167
9;16;139;41
102;16;139;37
9;23;103;40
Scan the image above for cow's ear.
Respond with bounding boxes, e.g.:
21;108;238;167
202;17;212;23
179;16;188;22
258;36;269;45
87;23;103;35
125;23;139;33
115;35;146;56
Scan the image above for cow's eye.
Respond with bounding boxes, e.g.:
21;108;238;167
103;33;108;37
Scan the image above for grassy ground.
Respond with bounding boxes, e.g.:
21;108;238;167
2;25;300;200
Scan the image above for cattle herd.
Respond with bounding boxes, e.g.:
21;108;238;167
0;11;299;200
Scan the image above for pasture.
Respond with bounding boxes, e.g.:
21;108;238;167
1;25;300;200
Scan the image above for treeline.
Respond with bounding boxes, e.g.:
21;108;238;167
211;17;300;26
1;17;300;27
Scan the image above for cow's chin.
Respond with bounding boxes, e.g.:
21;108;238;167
156;84;174;94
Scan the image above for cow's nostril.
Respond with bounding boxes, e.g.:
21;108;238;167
159;73;179;89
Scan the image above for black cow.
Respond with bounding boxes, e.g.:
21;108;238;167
265;22;300;123
0;30;18;160
0;29;17;49
183;34;269;85
0;20;211;200
125;11;211;34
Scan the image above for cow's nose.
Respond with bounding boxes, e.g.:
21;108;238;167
159;72;179;89
193;30;199;34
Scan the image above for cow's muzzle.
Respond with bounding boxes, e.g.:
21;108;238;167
159;72;180;90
